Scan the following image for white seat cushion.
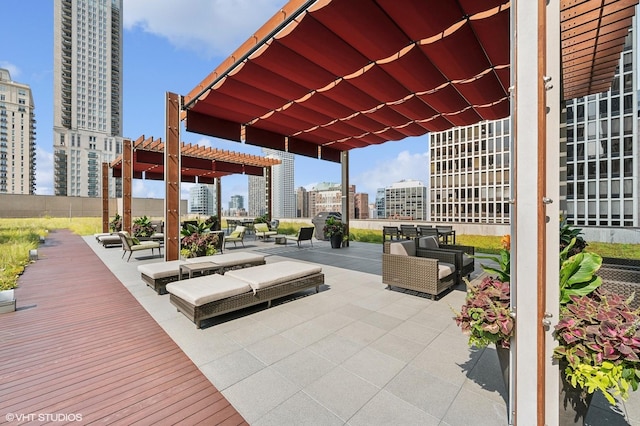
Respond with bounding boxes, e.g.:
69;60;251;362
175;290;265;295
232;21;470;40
439;262;456;279
225;261;322;294
190;252;264;267
138;260;185;279
166;275;252;306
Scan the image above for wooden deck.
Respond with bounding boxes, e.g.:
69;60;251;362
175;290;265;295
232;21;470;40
0;229;247;425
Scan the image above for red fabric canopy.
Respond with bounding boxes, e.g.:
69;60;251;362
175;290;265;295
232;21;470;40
183;0;636;162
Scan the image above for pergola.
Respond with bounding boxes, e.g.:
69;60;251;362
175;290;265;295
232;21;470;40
163;1;638;424
104;134;280;257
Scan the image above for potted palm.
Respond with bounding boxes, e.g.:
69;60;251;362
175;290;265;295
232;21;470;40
323;217;347;249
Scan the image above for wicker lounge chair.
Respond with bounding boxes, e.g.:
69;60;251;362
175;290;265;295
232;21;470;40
166;260;324;328
118;231;161;261
94;232;122;247
138;251;266;294
382;240;457;300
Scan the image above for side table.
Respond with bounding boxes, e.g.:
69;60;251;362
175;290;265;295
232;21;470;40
179;261;220;280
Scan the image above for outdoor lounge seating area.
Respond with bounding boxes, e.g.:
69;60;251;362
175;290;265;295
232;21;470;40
382;239;457;300
137;251;266;294
166;260;324;328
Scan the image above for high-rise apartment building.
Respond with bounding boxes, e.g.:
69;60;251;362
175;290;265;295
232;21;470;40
188;184;216;216
354;193;369;219
247;149;294;218
385;180;428;220
429;118;511;224
53;0;123;198
307;182;355;218
375;188;385;219
0;69;36;194
263;148;295;218
565;28;638;227
229;195;244;214
295;186;308;217
248;174;267;217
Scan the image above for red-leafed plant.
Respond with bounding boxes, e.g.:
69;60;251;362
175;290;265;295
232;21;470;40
453;276;514;349
553;289;640;404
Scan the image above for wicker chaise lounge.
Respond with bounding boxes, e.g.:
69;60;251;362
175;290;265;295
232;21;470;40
382;240;457;300
138;251;266;294
166;260;324;328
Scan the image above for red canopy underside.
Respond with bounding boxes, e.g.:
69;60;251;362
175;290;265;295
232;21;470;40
183;0;637;162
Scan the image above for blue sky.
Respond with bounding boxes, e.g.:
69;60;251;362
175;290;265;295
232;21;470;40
1;0;429;206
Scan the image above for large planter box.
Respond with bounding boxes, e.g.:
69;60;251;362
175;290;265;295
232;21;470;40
0;289;16;313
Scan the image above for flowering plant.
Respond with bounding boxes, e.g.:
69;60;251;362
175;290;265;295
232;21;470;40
322;217;347;237
553;289;640;404
180;232;219;258
453;276;514;349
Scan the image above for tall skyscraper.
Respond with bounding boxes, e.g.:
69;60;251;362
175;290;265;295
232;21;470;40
0;69;36;194
565;26;638;227
248;174;267;217
429;118;511;224
263;148;295;218
188;184;216;216
229;195;244;214
53;0;123;198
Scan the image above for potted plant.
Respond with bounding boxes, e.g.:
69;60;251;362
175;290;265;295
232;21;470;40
109;214;122;232
132;215;154;238
552;240;640;423
323;217;347;249
553;288;640;420
180;219;219;258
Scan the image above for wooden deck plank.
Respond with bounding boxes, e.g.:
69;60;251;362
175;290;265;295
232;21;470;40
0;229;248;425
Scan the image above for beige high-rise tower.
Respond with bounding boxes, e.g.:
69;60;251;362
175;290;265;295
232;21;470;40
53;0;123;197
0;68;36;194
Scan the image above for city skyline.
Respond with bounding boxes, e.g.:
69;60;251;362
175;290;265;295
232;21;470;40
1;0;429;206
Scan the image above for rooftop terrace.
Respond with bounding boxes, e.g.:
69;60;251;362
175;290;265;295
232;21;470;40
1;230;638;425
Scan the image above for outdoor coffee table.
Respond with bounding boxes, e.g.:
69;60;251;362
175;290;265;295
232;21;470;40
274;235;287;245
179;261;220;280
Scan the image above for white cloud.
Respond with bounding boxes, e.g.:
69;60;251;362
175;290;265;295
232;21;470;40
353;150;429;196
0;61;20;79
34;146;53;195
123;0;288;58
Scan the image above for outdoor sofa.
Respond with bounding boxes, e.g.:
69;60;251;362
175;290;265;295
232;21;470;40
382;239;457;300
166;260;324;328
138;251;266;294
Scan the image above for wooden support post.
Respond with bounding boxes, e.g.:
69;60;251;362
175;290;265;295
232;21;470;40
102;162;109;233
165;92;181;261
123;139;132;234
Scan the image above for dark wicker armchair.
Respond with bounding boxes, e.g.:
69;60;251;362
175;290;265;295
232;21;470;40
416;236;475;285
382;240;457;300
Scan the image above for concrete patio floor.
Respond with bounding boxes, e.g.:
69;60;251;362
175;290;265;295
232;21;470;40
86;235;638;425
